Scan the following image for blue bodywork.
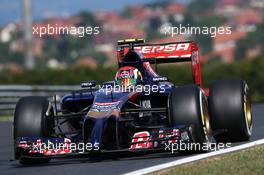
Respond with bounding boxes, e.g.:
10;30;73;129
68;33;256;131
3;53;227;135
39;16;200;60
61;81;174;149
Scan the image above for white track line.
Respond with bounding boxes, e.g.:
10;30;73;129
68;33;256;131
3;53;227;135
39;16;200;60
123;138;264;175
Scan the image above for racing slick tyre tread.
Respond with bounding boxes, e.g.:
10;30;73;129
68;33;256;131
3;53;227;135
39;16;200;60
168;85;211;152
209;79;253;143
14;96;54;164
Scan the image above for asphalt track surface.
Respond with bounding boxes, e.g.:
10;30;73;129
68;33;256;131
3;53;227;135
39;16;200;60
0;104;263;175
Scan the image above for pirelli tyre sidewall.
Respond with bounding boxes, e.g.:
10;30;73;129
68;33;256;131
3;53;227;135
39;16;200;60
209;79;253;142
13;96;54;164
168;85;212;152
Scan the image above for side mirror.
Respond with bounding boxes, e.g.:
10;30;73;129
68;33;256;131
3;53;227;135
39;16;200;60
101;81;115;89
152;77;168;82
81;80;96;88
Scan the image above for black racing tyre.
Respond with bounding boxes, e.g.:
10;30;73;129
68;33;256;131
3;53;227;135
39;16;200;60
14;96;54;164
209;79;253;142
168;85;212;152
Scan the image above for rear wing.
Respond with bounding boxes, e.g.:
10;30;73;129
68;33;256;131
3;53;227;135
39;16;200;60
117;39;198;63
117;39;202;87
134;42;196;64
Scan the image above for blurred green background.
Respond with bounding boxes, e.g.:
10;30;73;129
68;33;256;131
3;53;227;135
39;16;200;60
0;0;263;102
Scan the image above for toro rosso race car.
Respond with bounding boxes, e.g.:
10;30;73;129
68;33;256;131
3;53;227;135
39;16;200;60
13;39;253;164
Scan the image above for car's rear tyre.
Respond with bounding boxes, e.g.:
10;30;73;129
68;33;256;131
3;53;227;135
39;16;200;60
209;79;253;142
168;85;212;152
14;96;54;164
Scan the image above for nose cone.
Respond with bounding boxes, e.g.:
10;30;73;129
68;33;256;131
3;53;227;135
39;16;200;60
84;115;118;151
90;118;105;150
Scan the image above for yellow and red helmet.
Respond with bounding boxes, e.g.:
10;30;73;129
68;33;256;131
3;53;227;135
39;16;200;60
115;66;143;87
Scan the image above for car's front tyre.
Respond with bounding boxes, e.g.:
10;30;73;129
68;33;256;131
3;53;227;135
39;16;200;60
168;85;212;152
14;96;54;164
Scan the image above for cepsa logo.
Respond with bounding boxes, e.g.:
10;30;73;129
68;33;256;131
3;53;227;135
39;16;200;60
134;43;190;54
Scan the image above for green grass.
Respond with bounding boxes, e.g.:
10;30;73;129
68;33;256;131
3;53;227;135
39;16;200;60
153;145;264;175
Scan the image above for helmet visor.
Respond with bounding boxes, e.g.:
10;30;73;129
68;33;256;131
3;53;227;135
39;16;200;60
117;78;136;87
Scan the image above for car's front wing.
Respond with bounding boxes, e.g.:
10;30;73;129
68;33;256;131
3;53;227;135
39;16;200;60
15;125;194;160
